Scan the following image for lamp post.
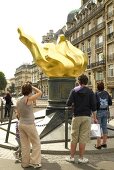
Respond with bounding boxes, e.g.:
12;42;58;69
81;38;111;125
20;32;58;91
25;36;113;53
40;72;43;97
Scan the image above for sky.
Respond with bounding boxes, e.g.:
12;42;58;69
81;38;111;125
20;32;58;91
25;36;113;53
0;0;81;79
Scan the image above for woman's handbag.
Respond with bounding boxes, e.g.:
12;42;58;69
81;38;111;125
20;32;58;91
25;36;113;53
91;123;101;137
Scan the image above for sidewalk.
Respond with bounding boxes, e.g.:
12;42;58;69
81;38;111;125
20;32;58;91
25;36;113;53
0;109;114;170
0;139;114;170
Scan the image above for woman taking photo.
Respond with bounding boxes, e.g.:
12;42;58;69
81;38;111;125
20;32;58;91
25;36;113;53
16;82;42;168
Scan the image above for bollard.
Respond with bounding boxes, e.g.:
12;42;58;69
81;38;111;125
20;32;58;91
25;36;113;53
5;106;13;143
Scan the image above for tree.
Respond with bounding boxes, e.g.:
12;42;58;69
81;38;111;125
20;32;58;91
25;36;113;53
0;72;7;91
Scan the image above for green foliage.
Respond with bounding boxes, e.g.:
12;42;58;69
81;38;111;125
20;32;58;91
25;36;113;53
0;72;7;90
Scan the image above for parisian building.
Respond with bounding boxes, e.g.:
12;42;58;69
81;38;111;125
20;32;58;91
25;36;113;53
31;61;48;97
14;64;31;95
65;0;114;98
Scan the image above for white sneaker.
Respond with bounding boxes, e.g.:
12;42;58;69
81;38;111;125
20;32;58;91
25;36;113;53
29;163;42;168
65;156;75;163
78;157;89;164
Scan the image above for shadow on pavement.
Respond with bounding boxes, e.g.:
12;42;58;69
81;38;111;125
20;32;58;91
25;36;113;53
0;157;62;170
72;163;99;170
40;157;62;170
16;157;62;170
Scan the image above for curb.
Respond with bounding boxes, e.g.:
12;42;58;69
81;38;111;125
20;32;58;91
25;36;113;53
0;143;17;150
0;142;114;155
41;148;114;155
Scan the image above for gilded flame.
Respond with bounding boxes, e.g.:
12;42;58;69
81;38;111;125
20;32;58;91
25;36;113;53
18;28;88;77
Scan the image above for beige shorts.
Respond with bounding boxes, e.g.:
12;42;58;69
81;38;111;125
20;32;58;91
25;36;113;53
71;116;91;144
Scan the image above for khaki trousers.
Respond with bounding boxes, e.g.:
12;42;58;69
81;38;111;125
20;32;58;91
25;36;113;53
19;123;41;167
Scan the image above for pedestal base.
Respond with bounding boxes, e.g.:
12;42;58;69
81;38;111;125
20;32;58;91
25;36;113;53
40;77;75;138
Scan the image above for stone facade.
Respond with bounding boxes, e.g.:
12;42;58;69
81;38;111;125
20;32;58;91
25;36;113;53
65;0;114;98
14;64;31;95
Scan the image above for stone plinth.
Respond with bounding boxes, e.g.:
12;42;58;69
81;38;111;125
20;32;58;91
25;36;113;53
40;77;75;139
46;77;75;115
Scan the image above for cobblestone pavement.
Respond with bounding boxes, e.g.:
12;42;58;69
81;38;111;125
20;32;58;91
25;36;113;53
0;148;14;160
0;147;114;170
42;153;114;170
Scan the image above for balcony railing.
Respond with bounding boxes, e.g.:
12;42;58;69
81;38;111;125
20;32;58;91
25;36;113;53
107;77;114;82
66;4;104;36
95;42;103;49
90;59;106;68
71;22;105;45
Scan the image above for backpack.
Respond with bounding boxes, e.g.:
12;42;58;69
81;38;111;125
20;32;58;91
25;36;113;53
99;97;108;109
96;91;110;110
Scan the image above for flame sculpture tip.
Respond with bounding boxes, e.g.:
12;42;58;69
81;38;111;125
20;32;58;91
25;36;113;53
18;28;88;78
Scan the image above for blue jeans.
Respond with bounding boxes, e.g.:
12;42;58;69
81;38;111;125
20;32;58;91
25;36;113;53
97;110;108;134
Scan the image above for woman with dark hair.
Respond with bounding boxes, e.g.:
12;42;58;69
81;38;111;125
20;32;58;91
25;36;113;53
95;82;112;149
16;82;42;168
4;92;12;118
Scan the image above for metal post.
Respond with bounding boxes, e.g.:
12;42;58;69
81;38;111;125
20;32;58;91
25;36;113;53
5;106;13;143
40;72;43;98
1;100;3;123
65;107;68;148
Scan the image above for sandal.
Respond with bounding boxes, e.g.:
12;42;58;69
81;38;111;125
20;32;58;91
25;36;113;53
94;144;101;149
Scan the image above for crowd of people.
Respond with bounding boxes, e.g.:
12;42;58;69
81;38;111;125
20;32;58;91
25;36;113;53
1;74;112;167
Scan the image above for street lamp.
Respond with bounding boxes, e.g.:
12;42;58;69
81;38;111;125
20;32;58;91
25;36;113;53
40;71;43;97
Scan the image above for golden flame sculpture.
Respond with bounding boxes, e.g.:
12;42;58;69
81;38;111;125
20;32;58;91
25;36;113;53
18;28;88;77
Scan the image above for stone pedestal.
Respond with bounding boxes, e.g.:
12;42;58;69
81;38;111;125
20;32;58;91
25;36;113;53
46;77;75;115
40;77;75;139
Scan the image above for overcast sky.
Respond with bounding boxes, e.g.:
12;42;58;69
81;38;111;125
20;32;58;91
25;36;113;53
0;0;81;79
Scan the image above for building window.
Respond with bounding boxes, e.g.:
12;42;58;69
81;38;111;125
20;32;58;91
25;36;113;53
88;39;91;48
88;55;91;65
108;64;114;77
97;16;103;25
88;9;90;15
81;43;85;52
107;4;113;18
82;27;85;35
88;23;91;31
71;33;75;41
77;31;79;38
107;22;113;34
96;72;104;81
96;35;103;44
96;53;103;62
87;40;91;52
108;43;114;57
82;14;85;19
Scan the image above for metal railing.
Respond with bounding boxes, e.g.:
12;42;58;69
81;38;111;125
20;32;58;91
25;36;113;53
0;101;114;148
65;107;69;148
5;106;14;143
0;101;15;143
64;107;72;149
